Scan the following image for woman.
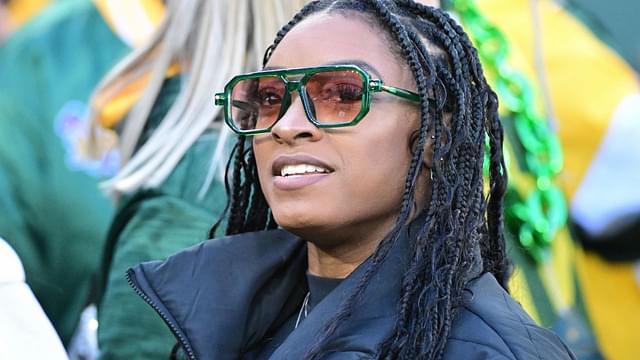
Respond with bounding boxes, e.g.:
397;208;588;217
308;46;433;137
128;0;575;358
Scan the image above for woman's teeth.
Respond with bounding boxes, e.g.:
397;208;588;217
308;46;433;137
280;164;329;177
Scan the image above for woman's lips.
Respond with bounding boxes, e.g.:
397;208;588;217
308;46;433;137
271;154;334;176
271;154;334;191
273;172;331;191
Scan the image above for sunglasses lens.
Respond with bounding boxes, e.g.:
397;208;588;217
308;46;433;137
227;69;366;133
230;76;285;131
305;70;365;124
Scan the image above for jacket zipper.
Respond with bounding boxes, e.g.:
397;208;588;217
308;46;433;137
126;269;197;360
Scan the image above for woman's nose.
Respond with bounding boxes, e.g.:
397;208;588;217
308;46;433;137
270;96;323;144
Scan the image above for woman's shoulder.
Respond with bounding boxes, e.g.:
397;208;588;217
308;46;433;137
132;228;303;285
445;273;576;360
127;229;308;359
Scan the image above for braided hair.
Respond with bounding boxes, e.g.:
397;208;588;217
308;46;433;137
210;1;509;358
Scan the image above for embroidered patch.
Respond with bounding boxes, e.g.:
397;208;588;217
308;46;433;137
54;100;120;178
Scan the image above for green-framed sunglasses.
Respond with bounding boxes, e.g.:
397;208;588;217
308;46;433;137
214;64;420;136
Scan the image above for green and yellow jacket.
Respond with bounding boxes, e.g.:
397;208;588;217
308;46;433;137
470;1;640;359
0;0;163;345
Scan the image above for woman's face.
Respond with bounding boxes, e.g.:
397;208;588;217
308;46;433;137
254;13;422;247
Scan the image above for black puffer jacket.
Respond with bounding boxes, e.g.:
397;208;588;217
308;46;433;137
128;225;575;360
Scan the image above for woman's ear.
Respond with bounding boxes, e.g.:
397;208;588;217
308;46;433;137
423;111;451;171
409;130;435;172
422;133;436;170
410;132;435;221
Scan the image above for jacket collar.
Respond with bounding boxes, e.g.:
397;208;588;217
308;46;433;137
128;214;481;359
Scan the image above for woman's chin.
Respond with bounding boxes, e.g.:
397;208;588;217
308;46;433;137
271;206;328;231
275;217;333;239
276;219;321;234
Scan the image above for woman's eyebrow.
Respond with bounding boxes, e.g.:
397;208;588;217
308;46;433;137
263;60;384;80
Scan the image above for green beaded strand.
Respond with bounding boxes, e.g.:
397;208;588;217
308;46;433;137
449;0;568;262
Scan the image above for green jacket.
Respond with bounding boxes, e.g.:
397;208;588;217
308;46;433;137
0;0;127;344
96;77;228;359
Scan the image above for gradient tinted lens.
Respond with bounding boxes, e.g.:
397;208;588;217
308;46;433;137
230;76;285;131
229;69;365;132
305;70;365;124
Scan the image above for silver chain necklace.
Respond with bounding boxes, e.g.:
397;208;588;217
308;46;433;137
294;292;311;329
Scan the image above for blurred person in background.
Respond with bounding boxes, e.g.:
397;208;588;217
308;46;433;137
457;0;639;359
410;0;605;357
0;237;68;360
86;0;308;358
0;0;163;349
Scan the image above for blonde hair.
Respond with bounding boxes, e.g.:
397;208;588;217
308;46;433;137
88;0;306;196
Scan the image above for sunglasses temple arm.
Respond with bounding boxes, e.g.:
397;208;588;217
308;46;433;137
379;84;421;103
370;79;420;103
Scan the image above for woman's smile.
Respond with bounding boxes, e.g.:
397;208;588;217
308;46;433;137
271;153;335;191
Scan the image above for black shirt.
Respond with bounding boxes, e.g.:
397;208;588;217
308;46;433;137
250;273;343;358
307;272;343;312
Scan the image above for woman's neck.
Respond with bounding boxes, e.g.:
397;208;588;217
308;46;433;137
304;216;397;279
306;241;378;278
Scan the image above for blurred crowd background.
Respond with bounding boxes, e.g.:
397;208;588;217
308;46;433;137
0;0;638;359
